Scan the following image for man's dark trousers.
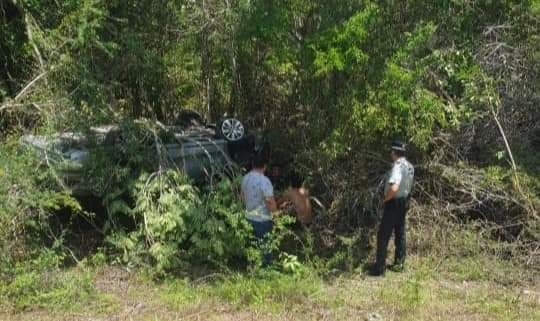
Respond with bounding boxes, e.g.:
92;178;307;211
375;198;408;272
247;219;273;267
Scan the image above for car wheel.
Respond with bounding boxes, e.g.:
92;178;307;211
220;118;245;142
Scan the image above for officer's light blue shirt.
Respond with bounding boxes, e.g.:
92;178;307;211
384;157;414;199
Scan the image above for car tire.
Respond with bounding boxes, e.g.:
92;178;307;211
219;118;246;142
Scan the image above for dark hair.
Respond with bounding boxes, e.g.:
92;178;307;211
289;172;303;188
252;152;268;169
392;149;405;157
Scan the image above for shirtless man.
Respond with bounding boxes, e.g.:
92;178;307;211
278;173;312;226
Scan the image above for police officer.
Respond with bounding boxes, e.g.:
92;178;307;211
369;140;414;276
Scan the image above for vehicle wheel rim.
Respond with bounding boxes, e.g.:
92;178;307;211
221;119;244;141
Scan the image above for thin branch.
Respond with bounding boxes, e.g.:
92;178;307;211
490;107;517;172
491;106;539;218
25;14;46;74
9;0;47;76
0;71;48;112
14;71;48;101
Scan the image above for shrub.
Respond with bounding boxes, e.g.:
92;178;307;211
0;138;82;268
107;170;201;272
188;178;254;267
108;171;261;274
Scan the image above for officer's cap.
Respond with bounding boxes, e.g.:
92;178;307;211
391;140;406;152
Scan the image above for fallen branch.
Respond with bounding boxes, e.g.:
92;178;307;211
14;71;48;101
0;71;48;113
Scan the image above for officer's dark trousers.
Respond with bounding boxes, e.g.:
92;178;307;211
375;198;408;271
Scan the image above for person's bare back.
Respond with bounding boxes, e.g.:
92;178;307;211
282;187;312;225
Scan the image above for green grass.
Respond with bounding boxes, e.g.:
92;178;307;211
378;270;426;314
156;251;539;321
1;223;538;321
161;269;322;313
0;252;118;314
0;254;537;321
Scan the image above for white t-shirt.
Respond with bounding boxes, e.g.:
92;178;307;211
241;171;274;221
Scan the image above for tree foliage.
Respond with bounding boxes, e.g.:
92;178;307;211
0;0;538;271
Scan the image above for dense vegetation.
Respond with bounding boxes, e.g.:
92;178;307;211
0;1;539;315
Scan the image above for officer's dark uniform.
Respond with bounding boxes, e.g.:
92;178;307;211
373;142;414;275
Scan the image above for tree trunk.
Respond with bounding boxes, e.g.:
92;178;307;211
201;0;213;122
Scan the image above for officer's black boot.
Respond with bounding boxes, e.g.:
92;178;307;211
367;263;385;276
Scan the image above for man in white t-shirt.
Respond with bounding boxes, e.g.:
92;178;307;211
241;154;277;266
369;140;414;276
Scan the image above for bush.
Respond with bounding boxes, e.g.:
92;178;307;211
0;139;82;267
107;171;261;274
189;178;255;267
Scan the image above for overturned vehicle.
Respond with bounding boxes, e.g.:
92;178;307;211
21;111;260;195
